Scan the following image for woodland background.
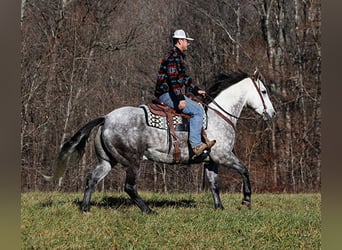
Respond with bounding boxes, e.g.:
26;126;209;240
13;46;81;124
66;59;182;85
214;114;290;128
21;0;321;193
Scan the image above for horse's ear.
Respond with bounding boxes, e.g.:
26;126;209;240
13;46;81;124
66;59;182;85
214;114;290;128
253;68;259;77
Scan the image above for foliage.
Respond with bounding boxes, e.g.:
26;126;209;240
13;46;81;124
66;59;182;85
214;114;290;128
21;192;321;249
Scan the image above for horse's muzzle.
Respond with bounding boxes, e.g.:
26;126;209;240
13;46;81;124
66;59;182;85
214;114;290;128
262;110;276;120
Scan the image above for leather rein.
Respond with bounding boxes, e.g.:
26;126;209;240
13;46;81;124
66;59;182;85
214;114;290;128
199;74;267;130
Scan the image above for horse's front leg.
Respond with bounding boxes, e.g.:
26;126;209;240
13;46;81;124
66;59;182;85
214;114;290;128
204;162;224;210
230;155;252;209
124;166;155;214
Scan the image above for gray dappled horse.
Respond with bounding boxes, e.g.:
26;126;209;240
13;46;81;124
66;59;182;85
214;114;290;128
44;70;276;213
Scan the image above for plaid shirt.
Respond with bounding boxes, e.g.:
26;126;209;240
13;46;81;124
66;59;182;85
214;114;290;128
155;46;199;100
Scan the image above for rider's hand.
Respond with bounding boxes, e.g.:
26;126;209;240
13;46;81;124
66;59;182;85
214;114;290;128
198;90;206;96
178;100;186;110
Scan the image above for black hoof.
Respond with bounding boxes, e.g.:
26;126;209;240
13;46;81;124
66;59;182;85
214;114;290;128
81;204;90;212
215;204;224;210
241;200;251;209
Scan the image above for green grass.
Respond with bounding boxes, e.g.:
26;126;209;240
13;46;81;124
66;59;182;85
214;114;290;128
21;192;321;249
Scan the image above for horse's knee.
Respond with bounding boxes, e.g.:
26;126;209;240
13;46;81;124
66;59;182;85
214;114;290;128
243;167;250;177
233;163;249;177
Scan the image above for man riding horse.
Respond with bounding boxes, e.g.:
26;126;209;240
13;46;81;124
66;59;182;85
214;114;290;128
44;29;276;213
155;29;216;157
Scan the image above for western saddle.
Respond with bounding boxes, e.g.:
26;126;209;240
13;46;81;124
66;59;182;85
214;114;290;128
145;99;211;163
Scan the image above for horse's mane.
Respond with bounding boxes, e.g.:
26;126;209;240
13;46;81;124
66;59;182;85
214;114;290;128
203;71;249;103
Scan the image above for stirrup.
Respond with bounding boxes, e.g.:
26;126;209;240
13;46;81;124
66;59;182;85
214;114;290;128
192;143;208;156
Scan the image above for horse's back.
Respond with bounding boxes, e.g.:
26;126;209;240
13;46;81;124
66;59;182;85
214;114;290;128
103;106;147;137
100;106;148;160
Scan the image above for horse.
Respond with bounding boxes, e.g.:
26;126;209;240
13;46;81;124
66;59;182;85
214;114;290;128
44;70;276;213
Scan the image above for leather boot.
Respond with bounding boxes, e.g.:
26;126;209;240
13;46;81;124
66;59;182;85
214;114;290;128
192;143;208;156
201;129;216;149
206;140;216;149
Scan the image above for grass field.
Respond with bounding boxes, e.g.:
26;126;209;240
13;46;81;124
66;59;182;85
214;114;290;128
21;192;321;249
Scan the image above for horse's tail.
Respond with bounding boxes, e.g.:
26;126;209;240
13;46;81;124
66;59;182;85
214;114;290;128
43;117;105;184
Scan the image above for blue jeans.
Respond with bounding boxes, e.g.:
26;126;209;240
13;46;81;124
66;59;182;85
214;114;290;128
159;92;204;148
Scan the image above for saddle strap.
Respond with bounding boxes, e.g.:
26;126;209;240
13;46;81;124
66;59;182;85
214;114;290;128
173;141;181;163
165;110;181;163
207;106;236;130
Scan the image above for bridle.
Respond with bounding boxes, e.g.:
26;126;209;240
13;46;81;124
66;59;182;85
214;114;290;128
250;71;268;116
201;70;269;129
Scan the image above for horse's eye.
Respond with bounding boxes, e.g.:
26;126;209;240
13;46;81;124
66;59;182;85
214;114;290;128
262;90;267;94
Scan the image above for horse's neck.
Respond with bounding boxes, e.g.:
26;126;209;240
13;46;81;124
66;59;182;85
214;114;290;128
209;78;250;121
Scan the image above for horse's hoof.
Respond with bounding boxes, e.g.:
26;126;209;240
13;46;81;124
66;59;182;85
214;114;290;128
215;204;224;210
237;200;251;210
81;205;91;213
241;200;251;209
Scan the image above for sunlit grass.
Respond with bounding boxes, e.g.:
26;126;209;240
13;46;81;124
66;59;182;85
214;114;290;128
21;192;321;249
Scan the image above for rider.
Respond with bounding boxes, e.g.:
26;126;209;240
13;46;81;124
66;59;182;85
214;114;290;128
154;29;216;157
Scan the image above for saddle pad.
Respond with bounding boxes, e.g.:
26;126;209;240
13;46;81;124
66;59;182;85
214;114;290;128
140;104;207;131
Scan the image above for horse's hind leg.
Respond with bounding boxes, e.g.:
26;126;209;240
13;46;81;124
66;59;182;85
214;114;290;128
205;162;224;209
81;127;114;212
81;160;111;212
124;166;154;214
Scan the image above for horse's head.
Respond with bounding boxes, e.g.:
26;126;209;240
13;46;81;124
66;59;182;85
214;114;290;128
246;71;276;120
